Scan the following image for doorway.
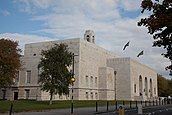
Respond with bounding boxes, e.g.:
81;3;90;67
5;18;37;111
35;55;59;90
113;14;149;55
14;92;18;100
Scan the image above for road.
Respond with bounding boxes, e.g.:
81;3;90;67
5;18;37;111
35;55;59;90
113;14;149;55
1;105;172;115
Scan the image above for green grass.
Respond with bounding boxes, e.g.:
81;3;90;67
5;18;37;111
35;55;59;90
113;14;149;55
0;100;116;113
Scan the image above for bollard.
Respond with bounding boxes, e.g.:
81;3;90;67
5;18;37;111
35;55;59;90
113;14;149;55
129;101;132;108
118;106;125;115
137;104;143;114
123;101;125;106
107;101;109;111
115;101;118;110
96;101;98;112
153;100;154;106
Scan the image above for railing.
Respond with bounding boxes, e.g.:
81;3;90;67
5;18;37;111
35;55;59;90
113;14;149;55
95;99;172;113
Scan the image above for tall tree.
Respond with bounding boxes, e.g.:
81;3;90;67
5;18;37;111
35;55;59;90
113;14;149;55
157;74;168;96
138;0;172;75
0;38;21;88
38;43;73;105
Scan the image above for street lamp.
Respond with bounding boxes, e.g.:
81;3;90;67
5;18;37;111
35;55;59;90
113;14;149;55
70;77;75;114
70;53;78;114
114;71;117;101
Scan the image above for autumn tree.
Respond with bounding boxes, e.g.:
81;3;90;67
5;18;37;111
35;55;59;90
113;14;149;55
0;38;21;88
157;74;168;96
138;0;172;75
157;74;172;96
38;43;73;105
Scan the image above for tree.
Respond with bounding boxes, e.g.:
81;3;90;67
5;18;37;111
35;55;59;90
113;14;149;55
157;74;172;96
138;0;172;75
157;74;168;96
0;38;21;88
38;43;73;105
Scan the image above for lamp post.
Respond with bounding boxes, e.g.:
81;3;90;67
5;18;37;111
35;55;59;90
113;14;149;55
71;53;78;114
114;71;117;101
71;77;75;114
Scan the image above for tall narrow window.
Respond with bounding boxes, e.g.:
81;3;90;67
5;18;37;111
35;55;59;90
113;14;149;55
150;79;153;97
90;92;93;99
95;92;98;100
86;92;88;99
134;84;136;93
139;75;143;96
90;76;93;87
25;89;30;99
86;76;89;87
26;70;31;83
145;77;148;96
95;77;97;87
15;71;19;83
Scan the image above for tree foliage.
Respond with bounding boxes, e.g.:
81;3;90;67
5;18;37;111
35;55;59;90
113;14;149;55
157;74;172;96
138;0;172;74
0;38;21;88
38;43;73;104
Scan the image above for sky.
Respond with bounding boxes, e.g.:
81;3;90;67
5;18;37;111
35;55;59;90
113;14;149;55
0;0;171;78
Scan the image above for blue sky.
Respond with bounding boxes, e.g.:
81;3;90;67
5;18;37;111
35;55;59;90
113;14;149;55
0;0;171;78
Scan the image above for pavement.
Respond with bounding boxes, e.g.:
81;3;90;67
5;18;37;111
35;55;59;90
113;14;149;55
1;104;172;115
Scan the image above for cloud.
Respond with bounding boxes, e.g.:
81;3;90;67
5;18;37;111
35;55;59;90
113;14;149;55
119;0;141;11
13;0;56;13
1;10;10;16
0;33;53;53
11;0;172;78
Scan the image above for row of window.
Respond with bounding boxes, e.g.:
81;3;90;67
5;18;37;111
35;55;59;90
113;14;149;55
85;76;98;87
85;92;98;99
134;84;156;96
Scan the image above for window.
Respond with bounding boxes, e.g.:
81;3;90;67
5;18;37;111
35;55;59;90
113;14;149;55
90;76;93;87
95;92;98;100
86;76;89;87
145;77;148;96
2;90;6;100
134;84;136;93
25;89;30;99
91;92;93;99
154;88;156;94
15;71;19;82
86;92;88;99
95;77;97;87
26;70;31;83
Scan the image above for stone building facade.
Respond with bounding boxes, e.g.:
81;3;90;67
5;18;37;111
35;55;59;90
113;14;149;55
0;31;158;101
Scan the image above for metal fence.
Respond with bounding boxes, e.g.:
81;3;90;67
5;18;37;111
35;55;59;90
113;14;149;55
95;99;172;113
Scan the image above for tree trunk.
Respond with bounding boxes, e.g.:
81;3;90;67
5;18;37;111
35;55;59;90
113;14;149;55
49;92;53;105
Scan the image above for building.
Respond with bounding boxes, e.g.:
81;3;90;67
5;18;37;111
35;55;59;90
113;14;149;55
0;30;158;101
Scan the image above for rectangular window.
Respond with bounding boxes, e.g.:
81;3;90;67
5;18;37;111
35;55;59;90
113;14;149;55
154;88;156;94
86;92;88;99
86;76;89;87
26;70;31;83
95;77;97;87
25;89;30;99
90;76;93;87
134;84;136;93
95;92;98;100
91;92;93;99
15;71;19;82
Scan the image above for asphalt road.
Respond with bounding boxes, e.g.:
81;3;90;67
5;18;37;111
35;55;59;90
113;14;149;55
98;105;172;115
1;105;172;115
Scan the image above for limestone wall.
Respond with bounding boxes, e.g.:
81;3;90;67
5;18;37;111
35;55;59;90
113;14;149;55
130;59;158;101
78;39;116;100
107;58;132;100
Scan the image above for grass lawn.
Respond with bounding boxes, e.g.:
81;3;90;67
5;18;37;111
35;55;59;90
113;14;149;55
0;100;116;113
